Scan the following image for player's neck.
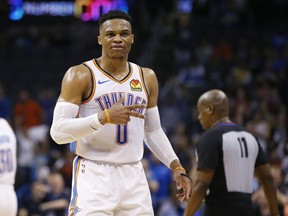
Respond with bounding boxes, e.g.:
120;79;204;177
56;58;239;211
96;57;129;77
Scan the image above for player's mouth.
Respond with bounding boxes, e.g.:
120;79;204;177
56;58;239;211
111;45;124;50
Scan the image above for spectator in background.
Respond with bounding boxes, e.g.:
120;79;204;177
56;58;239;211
18;181;48;216
157;184;186;216
40;172;70;216
252;165;288;216
15;121;49;188
53;147;74;188
245;110;272;155
38;88;57;125
18;173;70;216
213;37;233;62
148;154;173;214
13;89;43;129
13;90;45;186
176;58;206;91
195;36;213;64
229;87;254;125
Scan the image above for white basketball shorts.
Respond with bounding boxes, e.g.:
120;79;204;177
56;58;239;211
68;156;154;216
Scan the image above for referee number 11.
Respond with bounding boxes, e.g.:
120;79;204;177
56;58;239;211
237;137;248;158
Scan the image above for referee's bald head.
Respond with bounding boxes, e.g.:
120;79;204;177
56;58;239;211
197;89;230;129
198;89;229;118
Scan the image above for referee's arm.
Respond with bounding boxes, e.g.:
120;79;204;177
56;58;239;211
255;164;280;216
184;168;214;216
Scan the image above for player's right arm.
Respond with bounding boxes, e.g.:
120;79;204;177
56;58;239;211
50;65;145;145
255;164;279;216
58;64;90;105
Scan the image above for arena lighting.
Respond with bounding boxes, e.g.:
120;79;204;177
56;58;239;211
23;1;74;16
177;0;193;14
8;0;128;21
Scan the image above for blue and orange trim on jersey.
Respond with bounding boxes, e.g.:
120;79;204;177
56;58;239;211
81;62;96;104
93;58;133;84
138;65;149;103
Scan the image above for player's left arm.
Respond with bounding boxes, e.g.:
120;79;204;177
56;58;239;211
142;67;192;201
184;168;214;216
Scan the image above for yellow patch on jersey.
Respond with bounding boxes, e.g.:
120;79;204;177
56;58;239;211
130;79;142;91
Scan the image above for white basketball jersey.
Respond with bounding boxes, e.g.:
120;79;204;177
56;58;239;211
0;118;17;186
70;59;148;163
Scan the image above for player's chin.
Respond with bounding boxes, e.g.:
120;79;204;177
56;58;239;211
111;54;125;60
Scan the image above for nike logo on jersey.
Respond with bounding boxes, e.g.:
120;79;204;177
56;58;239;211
98;80;110;84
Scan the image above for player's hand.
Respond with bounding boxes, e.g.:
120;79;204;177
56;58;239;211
99;97;146;125
174;169;192;202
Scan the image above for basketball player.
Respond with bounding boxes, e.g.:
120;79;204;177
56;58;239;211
184;89;279;216
50;10;191;215
0;118;17;216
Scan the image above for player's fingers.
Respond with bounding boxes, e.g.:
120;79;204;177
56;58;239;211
128;104;146;110
129;112;145;119
176;193;186;202
116;96;125;105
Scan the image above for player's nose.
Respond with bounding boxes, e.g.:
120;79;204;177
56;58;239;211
114;34;122;42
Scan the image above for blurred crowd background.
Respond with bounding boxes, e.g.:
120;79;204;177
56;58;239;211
0;0;288;215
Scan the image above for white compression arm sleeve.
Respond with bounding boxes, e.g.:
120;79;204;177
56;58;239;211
50;102;103;144
144;106;178;168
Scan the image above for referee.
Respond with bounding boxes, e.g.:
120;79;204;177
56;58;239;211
184;89;279;216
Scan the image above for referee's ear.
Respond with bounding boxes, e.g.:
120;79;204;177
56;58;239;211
208;105;214;114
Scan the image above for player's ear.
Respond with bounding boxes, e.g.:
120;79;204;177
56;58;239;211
98;36;102;45
131;34;134;44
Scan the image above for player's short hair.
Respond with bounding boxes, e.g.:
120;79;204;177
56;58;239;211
98;10;132;27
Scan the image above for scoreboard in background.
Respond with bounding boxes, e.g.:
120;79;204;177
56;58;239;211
8;0;128;21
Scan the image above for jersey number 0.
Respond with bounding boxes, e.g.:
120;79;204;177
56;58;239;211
117;124;127;145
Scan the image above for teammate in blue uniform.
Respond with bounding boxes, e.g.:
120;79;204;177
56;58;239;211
184;89;279;216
